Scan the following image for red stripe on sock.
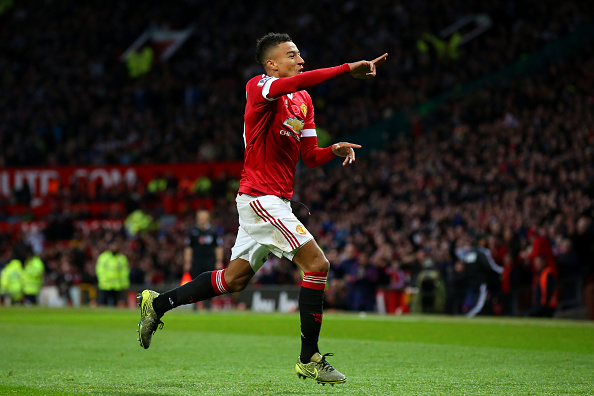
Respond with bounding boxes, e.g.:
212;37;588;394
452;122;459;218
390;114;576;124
210;269;230;295
302;271;328;290
218;269;230;294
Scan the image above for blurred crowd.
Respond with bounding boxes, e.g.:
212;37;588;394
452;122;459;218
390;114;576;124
299;45;594;317
1;0;593;166
1;1;594;318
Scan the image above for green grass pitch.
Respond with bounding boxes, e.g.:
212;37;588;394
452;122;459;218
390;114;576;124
1;307;593;395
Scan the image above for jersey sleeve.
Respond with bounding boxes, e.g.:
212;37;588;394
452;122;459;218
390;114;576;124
247;76;277;108
265;64;350;99
300;137;336;168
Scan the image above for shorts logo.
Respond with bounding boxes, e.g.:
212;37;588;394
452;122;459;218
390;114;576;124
296;225;307;235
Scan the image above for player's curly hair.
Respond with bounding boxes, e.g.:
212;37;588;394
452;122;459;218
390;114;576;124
255;32;292;67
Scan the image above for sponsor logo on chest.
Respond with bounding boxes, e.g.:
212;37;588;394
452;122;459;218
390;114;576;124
280;97;306;142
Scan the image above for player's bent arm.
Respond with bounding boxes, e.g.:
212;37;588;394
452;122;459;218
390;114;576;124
300;136;336;168
267;64;350;98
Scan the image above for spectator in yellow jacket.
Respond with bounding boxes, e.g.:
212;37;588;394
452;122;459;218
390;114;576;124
22;246;45;305
1;245;26;304
96;239;130;306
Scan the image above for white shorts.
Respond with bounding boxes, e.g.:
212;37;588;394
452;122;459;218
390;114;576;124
230;194;313;272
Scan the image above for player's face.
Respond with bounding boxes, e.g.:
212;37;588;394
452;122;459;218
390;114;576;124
270;41;304;78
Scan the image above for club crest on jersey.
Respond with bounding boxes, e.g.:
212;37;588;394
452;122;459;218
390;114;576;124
300;103;307;117
296;225;307;235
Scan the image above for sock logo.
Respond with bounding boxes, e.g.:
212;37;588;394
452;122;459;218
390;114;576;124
310;313;323;323
168;297;175;307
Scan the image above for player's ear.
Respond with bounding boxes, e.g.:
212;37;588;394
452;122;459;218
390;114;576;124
266;58;278;72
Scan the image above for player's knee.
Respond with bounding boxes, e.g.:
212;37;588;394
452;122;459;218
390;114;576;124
311;255;330;273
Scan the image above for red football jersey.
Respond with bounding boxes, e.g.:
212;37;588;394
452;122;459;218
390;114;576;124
239;64;349;199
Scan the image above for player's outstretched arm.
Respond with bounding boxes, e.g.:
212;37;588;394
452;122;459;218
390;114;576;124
348;53;388;79
266;53;387;98
332;142;362;166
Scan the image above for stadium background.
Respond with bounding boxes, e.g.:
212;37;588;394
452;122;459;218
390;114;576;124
0;0;593;320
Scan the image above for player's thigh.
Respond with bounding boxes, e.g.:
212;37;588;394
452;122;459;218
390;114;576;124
292;239;329;273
